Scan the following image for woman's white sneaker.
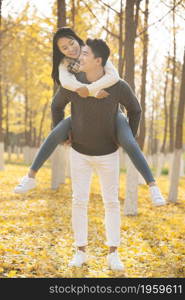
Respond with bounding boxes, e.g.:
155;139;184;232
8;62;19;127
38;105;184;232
68;250;87;267
149;186;166;206
107;251;124;271
14;175;36;194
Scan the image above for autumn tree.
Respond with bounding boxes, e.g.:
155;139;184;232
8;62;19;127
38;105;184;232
123;0;138;216
1;6;53;166
57;0;66;28
156;55;170;177
169;0;177;154
168;48;185;202
137;0;149;151
51;0;67;189
0;0;4;169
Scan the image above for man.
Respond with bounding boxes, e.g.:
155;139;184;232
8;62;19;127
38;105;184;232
52;38;143;270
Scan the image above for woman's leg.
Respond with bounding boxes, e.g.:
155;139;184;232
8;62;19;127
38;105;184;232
30;116;71;173
14;117;71;193
116;112;155;184
116;112;166;206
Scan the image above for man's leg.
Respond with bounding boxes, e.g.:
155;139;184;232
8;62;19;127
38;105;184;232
96;150;124;271
69;148;92;267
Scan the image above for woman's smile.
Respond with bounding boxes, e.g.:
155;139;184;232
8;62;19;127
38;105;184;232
57;37;81;58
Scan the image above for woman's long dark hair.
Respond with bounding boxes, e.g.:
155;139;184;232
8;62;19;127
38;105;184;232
51;27;84;85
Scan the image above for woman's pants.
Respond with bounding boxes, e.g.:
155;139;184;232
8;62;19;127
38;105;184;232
70;148;120;247
116;112;154;183
30;112;154;184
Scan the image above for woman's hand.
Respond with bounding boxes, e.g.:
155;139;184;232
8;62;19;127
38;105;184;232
64;132;72;145
95;90;110;99
76;87;89;97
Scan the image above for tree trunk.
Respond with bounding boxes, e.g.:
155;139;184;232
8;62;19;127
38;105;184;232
105;4;110;42
124;0;135;89
168;149;182;202
147;112;153;157
0;0;2;142
168;48;185;202
123;0;138;216
118;0;124;77
180;155;185;177
24;91;29;146
169;1;176;153
57;0;66;28
161;54;170;154
137;0;149;150
156;152;165;178
22;52;31;163
156;55;170;177
0;0;4;170
51;0;67;189
29;109;33;147
51;145;66;189
134;0;141;37
71;0;75;29
124;156;138;216
5;87;9;151
24;54;30;147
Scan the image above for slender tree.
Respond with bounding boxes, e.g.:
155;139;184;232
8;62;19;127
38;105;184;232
0;0;4;170
124;0;136;90
5;84;9;150
51;0;67;189
168;48;185;202
57;0;66;28
123;0;138;216
161;55;170;154
156;55;170;177
118;0;124;77
71;0;75;29
137;0;149;150
23;51;30;147
169;0;177;153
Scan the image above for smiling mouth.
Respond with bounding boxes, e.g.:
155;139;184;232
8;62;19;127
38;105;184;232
70;52;77;56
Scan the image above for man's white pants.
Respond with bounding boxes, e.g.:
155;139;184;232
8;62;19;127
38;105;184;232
70;148;120;247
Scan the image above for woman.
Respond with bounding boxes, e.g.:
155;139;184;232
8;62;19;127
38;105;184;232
14;27;165;207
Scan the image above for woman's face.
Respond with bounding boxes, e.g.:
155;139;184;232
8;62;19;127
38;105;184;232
57;37;81;59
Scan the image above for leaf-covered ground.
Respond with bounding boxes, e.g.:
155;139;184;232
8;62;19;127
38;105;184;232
0;159;185;278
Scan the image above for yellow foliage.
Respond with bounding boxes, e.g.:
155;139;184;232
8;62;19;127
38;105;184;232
7;270;17;278
0;161;185;278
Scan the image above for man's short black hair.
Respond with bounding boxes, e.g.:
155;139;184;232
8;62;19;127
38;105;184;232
86;38;110;66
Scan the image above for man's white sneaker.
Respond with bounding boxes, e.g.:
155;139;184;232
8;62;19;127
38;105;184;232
107;251;124;271
14;175;36;194
68;250;87;267
149;186;166;206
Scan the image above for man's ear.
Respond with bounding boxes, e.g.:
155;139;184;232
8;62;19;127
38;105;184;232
96;57;102;66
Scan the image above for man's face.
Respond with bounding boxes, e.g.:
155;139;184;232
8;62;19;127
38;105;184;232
79;45;101;72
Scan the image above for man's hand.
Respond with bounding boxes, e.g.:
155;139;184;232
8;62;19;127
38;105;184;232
76;87;89;98
95;89;110;99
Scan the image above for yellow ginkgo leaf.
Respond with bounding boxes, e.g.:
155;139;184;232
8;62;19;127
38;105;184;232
7;270;17;278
